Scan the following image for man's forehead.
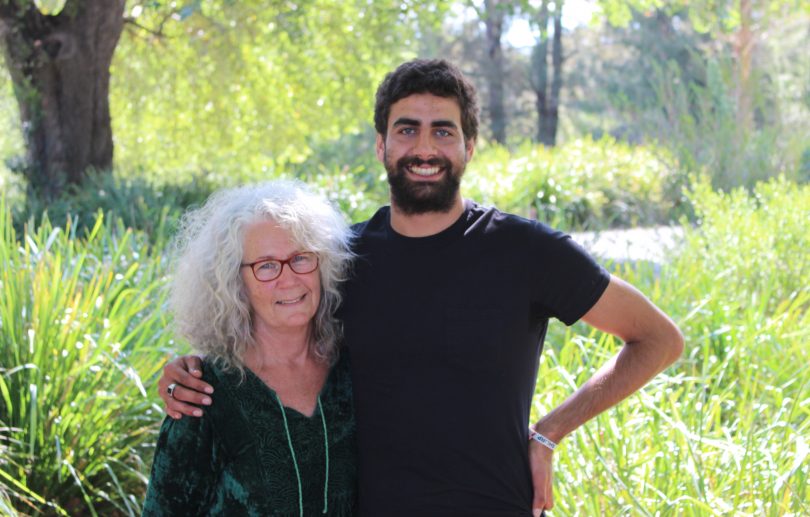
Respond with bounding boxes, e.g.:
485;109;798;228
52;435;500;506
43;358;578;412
388;93;462;123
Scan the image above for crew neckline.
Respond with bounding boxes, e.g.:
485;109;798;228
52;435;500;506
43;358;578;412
385;199;475;245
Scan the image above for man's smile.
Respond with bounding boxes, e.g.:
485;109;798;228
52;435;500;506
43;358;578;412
407;164;442;177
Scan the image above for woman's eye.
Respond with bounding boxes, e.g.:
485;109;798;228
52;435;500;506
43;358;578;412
257;261;279;271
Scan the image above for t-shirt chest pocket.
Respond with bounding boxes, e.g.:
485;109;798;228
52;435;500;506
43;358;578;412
443;307;507;372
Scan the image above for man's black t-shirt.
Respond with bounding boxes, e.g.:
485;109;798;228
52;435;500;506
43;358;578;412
340;201;610;516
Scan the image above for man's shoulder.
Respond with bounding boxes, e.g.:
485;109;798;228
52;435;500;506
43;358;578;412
351;205;391;237
465;200;558;237
350;206;391;247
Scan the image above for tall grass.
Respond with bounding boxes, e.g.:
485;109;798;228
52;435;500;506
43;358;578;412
0;200;175;515
537;177;809;515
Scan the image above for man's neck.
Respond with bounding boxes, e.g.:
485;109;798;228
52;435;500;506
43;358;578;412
389;196;466;237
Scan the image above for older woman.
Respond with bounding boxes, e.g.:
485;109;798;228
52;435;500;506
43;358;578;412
143;181;356;516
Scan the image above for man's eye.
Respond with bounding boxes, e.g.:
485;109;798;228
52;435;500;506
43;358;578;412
400;127;416;135
435;129;451;137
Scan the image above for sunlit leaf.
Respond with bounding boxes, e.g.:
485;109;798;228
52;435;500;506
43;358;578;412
32;0;67;16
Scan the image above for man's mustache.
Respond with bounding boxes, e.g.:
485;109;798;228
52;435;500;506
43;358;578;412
396;156;452;169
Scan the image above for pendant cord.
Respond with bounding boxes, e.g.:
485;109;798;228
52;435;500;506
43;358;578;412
318;396;329;514
277;394;330;517
277;394;304;517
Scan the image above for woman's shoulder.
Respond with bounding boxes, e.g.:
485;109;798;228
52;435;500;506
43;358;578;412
197;358;252;418
200;357;241;387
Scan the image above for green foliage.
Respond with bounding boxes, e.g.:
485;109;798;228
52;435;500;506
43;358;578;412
290;126;389;223
0;199;175;515
300;164;388;224
12;169;218;238
14;136;679;231
0;66;24;207
676;176;809;316
600;0;810;34
110;0;446;182
652;56;807;190
293;134;683;228
464;137;679;230
538;177;809;514
574;6;810;190
33;0;67;16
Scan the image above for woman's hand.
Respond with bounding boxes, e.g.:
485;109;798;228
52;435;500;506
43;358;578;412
158;355;214;419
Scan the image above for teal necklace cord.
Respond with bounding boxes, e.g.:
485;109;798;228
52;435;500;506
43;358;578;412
276;394;330;516
319;397;330;513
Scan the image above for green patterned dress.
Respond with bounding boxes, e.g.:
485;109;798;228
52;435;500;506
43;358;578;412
143;353;356;516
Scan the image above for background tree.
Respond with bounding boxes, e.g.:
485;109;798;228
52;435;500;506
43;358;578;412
0;0;125;199
419;2;535;143
468;0;513;144
611;1;808;186
0;0;447;199
116;0;450;181
527;0;564;146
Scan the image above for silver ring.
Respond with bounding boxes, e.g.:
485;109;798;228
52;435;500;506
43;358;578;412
167;383;178;398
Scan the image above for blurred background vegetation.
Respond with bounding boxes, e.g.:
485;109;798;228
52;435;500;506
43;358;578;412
1;0;808;514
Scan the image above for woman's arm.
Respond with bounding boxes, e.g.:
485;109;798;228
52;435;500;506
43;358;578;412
142;414;218;516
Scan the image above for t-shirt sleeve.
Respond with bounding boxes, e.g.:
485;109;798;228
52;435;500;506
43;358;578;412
530;221;610;326
142;414;218;516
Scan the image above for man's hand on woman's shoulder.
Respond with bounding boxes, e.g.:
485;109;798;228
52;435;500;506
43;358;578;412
158;355;214;419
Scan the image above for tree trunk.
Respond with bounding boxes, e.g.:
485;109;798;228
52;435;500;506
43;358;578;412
483;0;506;144
734;0;754;132
531;1;554;145
0;0;125;199
543;8;563;147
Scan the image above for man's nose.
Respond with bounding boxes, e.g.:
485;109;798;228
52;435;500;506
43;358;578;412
412;131;436;158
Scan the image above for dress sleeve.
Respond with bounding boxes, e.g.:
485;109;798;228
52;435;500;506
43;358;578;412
142;415;218;516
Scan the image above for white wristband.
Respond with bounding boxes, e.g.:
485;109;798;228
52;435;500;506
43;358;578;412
529;429;557;451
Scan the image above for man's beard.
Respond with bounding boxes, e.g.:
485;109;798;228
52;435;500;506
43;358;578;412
384;153;465;215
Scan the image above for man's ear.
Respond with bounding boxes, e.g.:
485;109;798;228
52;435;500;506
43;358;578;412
375;133;386;163
465;139;475;162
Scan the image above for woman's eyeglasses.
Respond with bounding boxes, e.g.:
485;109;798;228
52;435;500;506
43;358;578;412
240;252;319;282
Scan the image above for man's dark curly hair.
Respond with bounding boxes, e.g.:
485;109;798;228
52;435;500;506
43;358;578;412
374;59;479;143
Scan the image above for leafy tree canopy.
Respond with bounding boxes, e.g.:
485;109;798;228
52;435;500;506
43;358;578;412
598;0;810;33
110;0;446;182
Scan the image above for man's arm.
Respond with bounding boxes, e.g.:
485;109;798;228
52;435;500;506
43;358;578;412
158;355;214;419
530;274;684;514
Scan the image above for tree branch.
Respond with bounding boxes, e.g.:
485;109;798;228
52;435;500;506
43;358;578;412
123;16;166;38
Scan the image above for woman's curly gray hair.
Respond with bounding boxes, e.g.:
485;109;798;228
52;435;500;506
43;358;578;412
170;180;354;371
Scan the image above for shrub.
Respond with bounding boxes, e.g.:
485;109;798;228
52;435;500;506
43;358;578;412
0;201;174;515
464;137;680;230
13;170;219;239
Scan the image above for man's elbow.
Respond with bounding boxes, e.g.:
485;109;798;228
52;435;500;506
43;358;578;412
661;320;685;367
